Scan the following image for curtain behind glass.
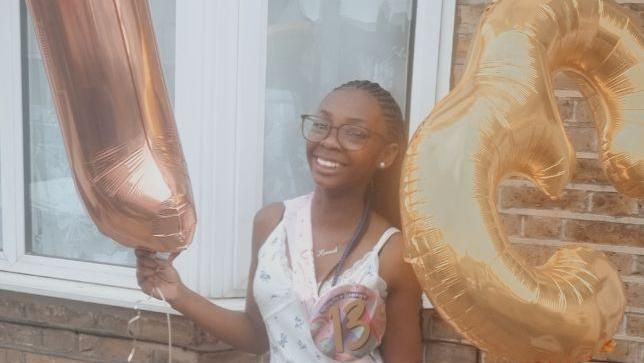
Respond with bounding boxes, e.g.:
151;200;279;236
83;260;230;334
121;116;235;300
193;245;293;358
23;0;176;266
263;0;414;205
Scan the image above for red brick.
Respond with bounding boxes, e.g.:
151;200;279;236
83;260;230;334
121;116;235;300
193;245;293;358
553;72;583;93
42;328;76;355
625;281;644;309
634;255;644;276
500;185;588;212
0;293;26;320
572;158;611;185
22;294;96;329
421;309;433;340
451;64;466;86
603;251;638;277
590;192;640;216
454;33;472;60
198;351;261;363
78;334;151;362
556;97;576;122
94;306;196;346
139;313;196;347
626;313;644;337
151;347;199;363
0;321;42;349
499;213;521;237
455;4;486;36
564;126;598;153
425;341;478;363
427;311;466;343
0;290;197;347
0;348;24;363
524;216;562;239
23;352;84;363
77;333;196;363
573;97;597;125
564;220;644;247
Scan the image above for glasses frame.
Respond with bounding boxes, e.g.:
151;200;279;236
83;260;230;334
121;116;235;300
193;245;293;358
300;114;388;151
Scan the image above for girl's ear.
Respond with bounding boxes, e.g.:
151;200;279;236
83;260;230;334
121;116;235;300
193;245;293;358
378;143;400;169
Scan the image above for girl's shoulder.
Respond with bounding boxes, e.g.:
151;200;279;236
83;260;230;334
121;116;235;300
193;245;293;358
370;216;408;288
254;202;285;229
252;202;285;254
251;193;310;252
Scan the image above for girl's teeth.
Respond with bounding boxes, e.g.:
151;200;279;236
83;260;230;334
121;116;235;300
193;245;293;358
317;158;339;168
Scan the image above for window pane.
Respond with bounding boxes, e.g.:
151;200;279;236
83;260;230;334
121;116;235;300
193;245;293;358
23;0;176;266
263;0;414;204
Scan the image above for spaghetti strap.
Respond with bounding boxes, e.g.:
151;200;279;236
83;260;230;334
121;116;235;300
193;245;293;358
372;227;400;255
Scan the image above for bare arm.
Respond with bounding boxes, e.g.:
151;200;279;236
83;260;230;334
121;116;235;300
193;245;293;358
378;233;423;363
136;203;284;355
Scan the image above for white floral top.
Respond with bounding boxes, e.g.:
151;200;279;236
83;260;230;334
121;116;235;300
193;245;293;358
253;194;398;363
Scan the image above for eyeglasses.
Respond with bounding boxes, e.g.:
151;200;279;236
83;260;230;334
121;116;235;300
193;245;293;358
301;114;386;151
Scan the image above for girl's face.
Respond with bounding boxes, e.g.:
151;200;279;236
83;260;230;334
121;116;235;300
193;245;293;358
306;88;399;193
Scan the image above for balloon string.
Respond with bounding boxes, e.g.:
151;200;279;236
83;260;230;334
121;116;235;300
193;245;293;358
127;288;173;363
127;298;145;362
157;287;173;363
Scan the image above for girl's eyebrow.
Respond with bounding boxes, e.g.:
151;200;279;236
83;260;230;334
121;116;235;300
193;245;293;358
345;117;367;125
318;110;332;118
318;110;367;125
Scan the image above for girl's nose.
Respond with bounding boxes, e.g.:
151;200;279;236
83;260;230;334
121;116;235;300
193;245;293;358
319;127;342;150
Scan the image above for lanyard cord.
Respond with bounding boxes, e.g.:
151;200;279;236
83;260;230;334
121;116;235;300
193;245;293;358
331;197;371;287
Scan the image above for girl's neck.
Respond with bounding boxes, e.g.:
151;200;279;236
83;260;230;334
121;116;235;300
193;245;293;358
311;185;368;229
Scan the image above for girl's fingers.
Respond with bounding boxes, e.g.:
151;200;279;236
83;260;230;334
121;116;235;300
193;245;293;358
137;255;158;268
139;280;154;296
136;260;156;272
137;268;156;279
135;249;154;258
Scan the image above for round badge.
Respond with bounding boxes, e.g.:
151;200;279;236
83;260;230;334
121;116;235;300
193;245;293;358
309;284;386;361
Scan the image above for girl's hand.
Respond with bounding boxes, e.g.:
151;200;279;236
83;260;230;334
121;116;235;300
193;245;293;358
135;249;186;304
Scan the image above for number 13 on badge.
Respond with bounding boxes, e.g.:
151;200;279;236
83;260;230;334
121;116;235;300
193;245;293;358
310;285;386;361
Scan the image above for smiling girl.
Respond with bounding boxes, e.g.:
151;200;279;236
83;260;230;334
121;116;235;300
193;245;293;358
136;80;423;362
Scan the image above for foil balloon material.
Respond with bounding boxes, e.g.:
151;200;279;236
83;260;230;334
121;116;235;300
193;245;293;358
310;284;386;361
401;0;642;362
26;0;196;252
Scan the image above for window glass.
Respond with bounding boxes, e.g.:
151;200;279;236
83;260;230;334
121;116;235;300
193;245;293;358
263;0;414;204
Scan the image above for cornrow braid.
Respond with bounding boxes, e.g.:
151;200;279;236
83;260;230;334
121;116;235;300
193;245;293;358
333;80;408;228
334;80;405;144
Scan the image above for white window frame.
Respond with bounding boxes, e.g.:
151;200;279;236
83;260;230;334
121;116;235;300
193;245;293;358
0;0;455;313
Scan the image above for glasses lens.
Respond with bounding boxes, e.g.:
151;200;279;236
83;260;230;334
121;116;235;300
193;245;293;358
302;117;329;142
338;125;369;150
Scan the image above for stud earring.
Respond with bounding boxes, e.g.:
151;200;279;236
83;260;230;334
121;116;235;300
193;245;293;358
379;161;386;169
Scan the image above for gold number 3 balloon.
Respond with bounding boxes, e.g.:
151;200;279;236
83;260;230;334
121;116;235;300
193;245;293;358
26;0;196;253
402;0;643;362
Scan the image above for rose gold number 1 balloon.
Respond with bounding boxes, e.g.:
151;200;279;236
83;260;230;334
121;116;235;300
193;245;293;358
27;0;196;253
402;0;643;362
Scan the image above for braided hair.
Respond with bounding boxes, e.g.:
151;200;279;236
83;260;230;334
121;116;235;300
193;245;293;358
333;80;408;228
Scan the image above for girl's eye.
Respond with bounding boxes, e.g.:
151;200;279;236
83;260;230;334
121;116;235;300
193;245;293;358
344;127;368;139
313;122;330;130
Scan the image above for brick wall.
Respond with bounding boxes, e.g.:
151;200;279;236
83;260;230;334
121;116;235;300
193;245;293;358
1;0;643;362
0;290;259;362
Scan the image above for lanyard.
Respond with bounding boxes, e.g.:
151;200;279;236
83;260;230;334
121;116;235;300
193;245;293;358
330;197;371;287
